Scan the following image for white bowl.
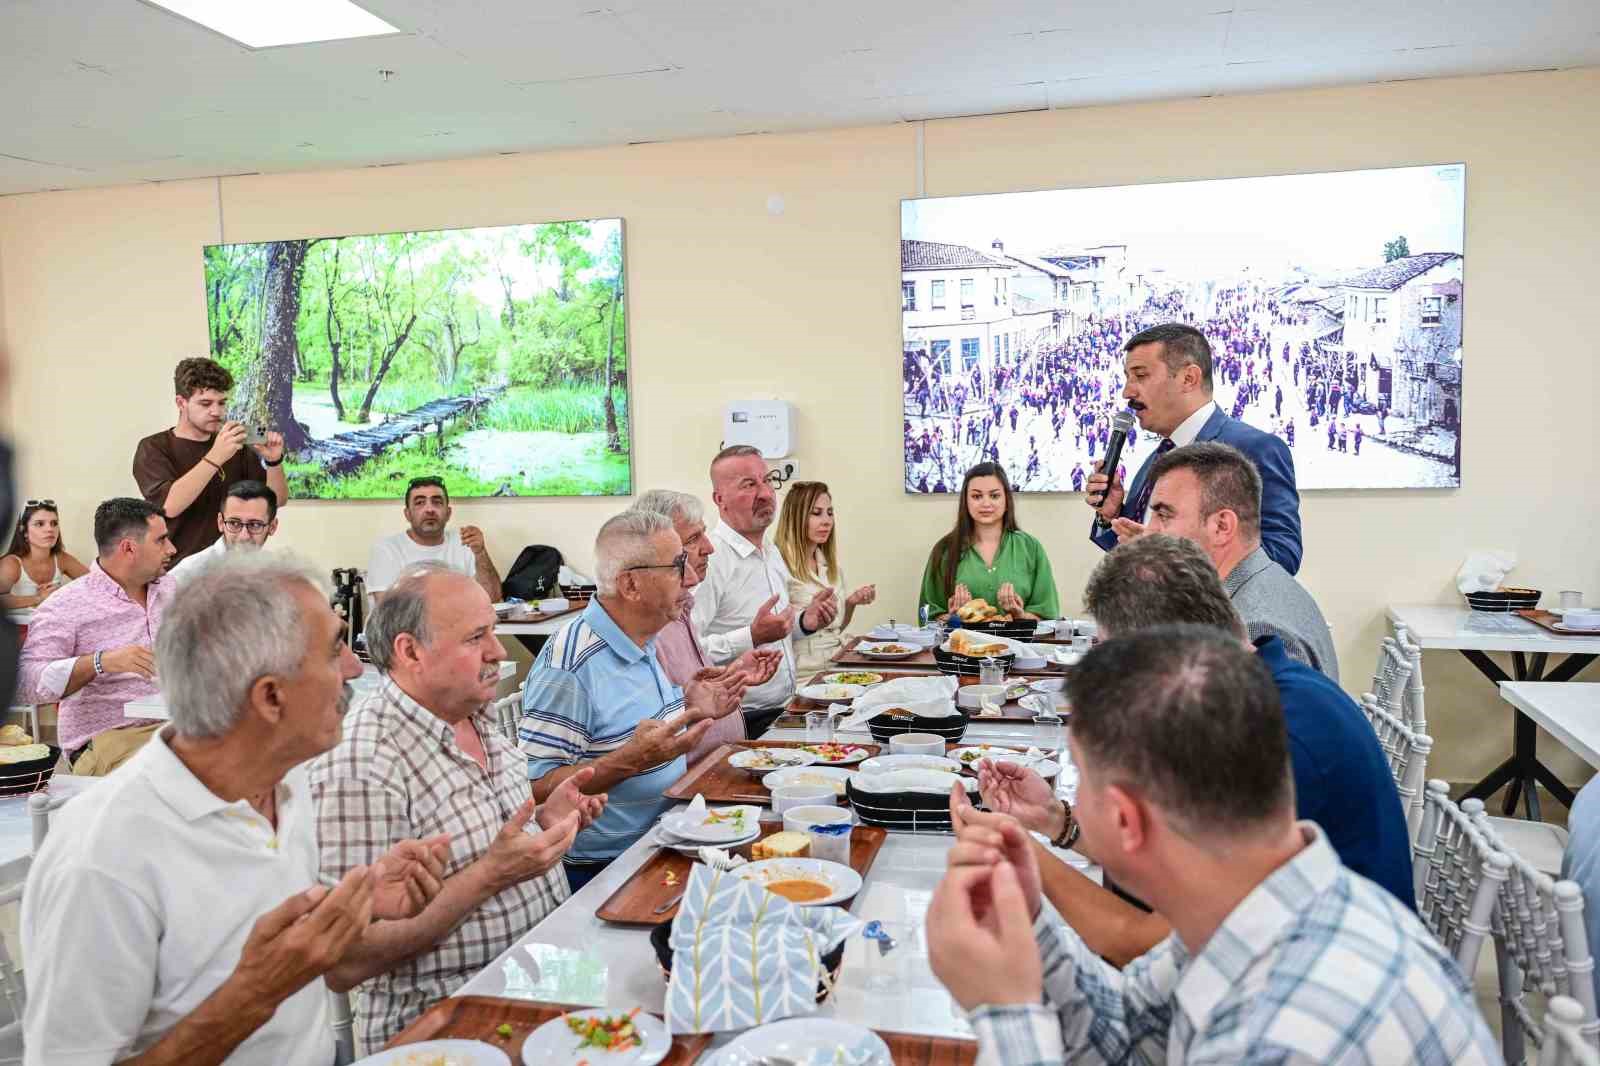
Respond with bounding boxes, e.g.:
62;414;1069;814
737;857;863;907
888;732;945;757
770;784;835;814
1029;677;1066;693
1564;608;1600;628
782;804;853;835
1012;655;1048;670
762;765;858;798
956;684;1007;710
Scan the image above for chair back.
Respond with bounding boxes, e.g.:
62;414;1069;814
1369;637;1413;719
27;792;73;854
1395;628;1429;734
1472;804;1600;1064
1360;695;1433;844
1541;996;1600;1066
0;859;31;1058
492;693;522;745
1413;779;1509;973
332;989;355;1065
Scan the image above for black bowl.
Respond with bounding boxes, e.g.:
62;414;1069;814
0;744;60;797
846;777;976;832
932;645;1017;678
865;707;970;745
650;919;843;1002
951;618;1037;641
1465;588;1541;613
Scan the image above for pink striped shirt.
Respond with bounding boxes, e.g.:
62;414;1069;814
18;562;170;752
654;603;745;760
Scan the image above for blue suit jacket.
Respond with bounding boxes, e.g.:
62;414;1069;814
1089;406;1304;575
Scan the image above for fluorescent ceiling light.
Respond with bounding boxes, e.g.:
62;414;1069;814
145;0;400;49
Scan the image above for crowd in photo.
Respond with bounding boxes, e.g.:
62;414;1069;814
0;329;1581;1066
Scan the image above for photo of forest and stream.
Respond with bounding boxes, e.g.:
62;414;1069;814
203;217;630;499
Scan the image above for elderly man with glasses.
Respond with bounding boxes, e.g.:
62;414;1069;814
519;510;749;893
167;480;280;586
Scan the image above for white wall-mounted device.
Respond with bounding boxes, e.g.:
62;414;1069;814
722;399;794;458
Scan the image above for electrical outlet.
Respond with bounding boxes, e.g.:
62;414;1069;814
766;459;798;487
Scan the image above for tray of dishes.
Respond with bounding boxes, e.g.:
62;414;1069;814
595;823;888;924
382;994;713;1064
662;741;880;804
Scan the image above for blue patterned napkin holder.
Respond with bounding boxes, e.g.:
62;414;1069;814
665;863;862;1035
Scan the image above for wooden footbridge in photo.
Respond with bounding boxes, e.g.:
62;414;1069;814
303;386;506;476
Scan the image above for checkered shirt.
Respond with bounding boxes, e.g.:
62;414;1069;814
308;677;568;1052
969;824;1500;1065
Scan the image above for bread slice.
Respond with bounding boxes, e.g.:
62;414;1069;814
751;831;812;860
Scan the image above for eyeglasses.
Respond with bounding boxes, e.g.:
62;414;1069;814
221;519;272;535
623;552;688;581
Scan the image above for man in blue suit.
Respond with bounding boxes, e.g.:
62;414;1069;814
1086;323;1303;574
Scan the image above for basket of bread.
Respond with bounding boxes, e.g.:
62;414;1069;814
933;628;1020;676
0;724;58;796
948;599;1037;640
1464;587;1542;613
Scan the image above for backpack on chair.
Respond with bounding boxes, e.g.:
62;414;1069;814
503;545;563;601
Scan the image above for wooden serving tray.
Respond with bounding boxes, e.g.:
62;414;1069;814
663;740;880;804
384;994;713;1062
879;1030;980;1064
595;823;889;925
830;635;1069;677
1517;609;1600;637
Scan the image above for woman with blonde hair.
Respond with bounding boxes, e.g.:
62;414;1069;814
775;481;875;674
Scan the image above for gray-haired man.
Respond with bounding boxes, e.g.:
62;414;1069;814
22;553;445;1066
309;562;603;1053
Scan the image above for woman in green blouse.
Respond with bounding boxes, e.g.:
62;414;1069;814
919;462;1060;621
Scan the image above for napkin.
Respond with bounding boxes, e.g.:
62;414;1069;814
666;864;863;1035
1456;551;1517;594
558;564;594;587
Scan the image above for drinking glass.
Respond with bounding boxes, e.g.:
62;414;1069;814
978;656;1005;687
804;709;833;744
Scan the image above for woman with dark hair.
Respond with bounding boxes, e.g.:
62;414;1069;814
1;500;88;609
918;463;1059;622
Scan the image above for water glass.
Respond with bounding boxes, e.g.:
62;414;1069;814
1070;633;1093;655
978;656;1005;687
804;709;833;744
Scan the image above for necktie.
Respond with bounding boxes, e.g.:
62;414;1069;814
1124;438;1175;522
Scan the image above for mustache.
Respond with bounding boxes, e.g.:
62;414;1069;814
477;664;500;683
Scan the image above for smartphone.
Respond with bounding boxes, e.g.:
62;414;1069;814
227;411;268;445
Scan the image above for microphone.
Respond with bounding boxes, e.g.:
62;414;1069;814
1092;410;1138;532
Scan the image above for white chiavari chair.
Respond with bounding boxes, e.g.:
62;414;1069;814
1543;996;1600;1066
1413;780;1510;973
1361;695;1433;845
1395;626;1429;735
492;692;523;745
1470;803;1599;1064
1369;637;1413;719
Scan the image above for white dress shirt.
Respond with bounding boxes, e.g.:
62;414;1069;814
1167;399;1218;448
22;731;334;1066
691;522;798;710
166;537;228;586
365;529;476;592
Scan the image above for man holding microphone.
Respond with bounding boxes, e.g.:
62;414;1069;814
1085;324;1303;575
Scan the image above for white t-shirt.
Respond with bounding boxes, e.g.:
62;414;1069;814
21;731;334;1066
365;529;477;592
166;537;228;586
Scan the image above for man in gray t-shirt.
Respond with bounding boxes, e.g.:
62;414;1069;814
1140;442;1338;681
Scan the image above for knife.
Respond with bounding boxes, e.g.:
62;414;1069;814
652;891;685;915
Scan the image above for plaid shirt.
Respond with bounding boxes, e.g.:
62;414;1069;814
970;824;1499;1065
308;677;567;1052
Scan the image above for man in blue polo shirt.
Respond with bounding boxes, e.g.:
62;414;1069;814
520;510;748;893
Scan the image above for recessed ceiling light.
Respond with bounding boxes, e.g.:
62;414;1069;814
143;0;399;49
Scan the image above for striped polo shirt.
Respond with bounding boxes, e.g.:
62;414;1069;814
518;598;686;862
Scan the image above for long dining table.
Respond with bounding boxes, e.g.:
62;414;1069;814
452;713;1085;1060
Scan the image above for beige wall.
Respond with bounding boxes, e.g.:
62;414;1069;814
3;68;1598;786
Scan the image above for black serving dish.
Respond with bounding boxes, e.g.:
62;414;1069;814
0;744;59;797
846;777;978;832
650;919;843;1002
865;706;970;744
1465;588;1541;613
950;618;1037;641
932;645;1018;678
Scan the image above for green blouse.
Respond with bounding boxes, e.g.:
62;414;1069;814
918;529;1061;620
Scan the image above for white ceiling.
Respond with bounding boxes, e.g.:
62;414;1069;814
1;0;1597;196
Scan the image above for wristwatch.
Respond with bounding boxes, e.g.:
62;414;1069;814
1050;798;1081;850
263;457;283;467
92;650;104;676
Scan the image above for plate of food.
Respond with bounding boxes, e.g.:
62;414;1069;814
858;753;961;775
950;744;1024;766
855;641;922;660
518;1008;670;1066
727;748;817;776
659;804;761;844
737;857;863;906
762;764;859;797
822;671;885;686
702;1017;891;1066
354;1040;512;1066
796;683;866;702
798;741;871;765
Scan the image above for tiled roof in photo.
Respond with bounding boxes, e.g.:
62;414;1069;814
1341;252;1461;291
902;239;1012;271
